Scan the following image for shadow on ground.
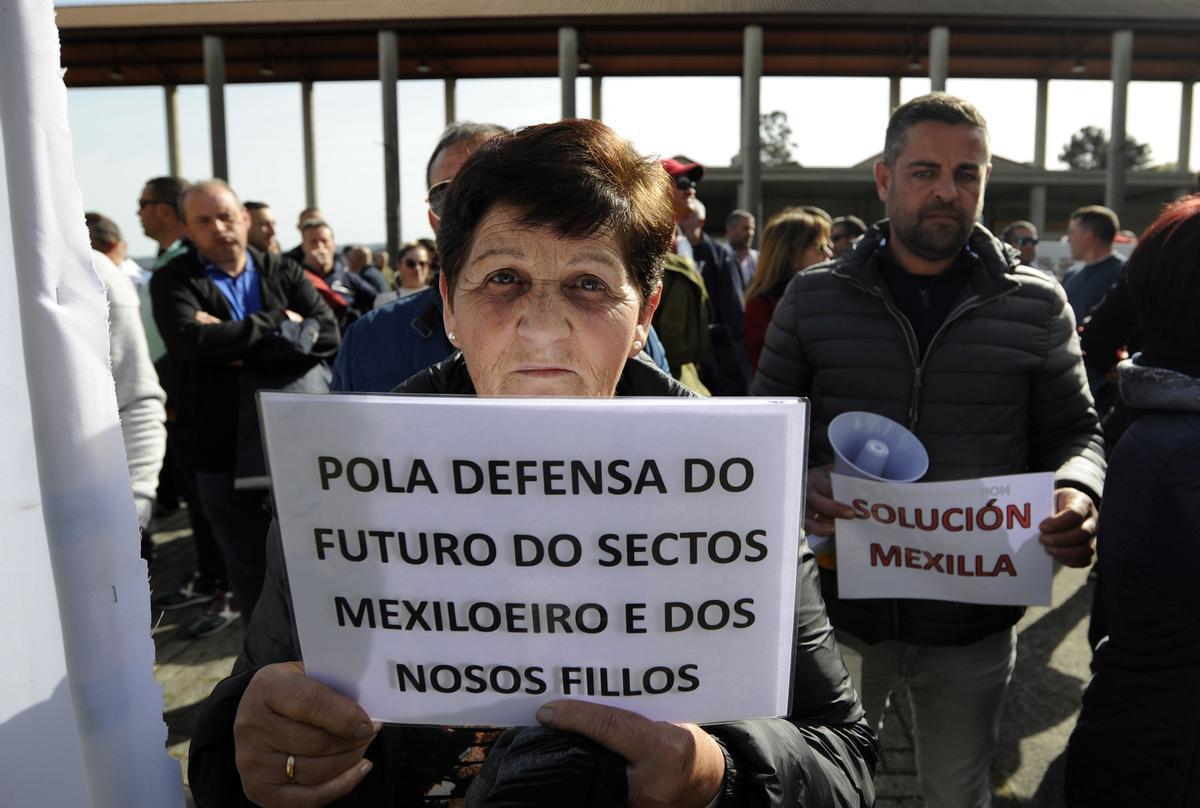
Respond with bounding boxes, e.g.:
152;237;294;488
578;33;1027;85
992;575;1095;807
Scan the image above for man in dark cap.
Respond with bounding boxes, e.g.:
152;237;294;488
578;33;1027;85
661;156;751;395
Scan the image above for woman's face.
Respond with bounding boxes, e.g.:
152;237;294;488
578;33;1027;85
796;232;833;272
399;246;431;287
443;204;659;397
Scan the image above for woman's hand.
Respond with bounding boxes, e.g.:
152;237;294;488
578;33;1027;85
234;662;381;808
536;700;724;808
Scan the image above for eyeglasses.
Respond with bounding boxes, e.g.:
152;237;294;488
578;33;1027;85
673;176;696;191
404;258;430;269
138;198;168;210
1014;236;1039;247
426;180;452;220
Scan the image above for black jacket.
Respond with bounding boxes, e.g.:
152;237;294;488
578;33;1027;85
692;234;753;395
150;244;339;472
1079;271;1138;380
1065;357;1200;807
189;353;877;807
752;221;1106;645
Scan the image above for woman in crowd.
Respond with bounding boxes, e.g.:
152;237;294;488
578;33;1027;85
743;208;831;373
373;241;433;308
1064;194;1200;806
188;118;875;808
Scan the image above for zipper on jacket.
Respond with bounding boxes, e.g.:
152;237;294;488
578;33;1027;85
850;284;923;429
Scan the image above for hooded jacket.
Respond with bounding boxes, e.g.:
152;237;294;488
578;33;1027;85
752;221;1106;645
1065;357;1200;806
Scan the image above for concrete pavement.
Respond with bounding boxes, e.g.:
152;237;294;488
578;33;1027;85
151;509;1095;807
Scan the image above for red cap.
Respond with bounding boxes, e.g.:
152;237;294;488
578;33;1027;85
661;156;704;182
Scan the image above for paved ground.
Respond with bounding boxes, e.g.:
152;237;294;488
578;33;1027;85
873;564;1093;807
152;508;1093;807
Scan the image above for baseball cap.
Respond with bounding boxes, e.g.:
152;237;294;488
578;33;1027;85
660;156;704;182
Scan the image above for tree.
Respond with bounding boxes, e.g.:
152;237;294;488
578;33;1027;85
1058;125;1153;172
731;110;800;167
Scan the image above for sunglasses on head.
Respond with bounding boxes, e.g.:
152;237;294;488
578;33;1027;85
673;176;696;191
426;180;452;220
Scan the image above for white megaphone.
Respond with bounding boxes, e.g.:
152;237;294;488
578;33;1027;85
808;411;929;569
828;411;929;483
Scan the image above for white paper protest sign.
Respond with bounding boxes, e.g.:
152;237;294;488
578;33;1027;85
260;393;807;726
832;472;1055;606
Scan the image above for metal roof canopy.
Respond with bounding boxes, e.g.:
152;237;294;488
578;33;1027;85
57;0;1200;88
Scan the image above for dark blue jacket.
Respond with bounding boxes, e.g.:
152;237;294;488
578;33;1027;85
1063;254;1124;327
1065;356;1200;806
360;265;389;296
692;233;752;395
331;286;453;393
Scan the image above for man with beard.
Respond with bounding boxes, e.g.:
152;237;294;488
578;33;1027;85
753;93;1105;808
725;208;758;285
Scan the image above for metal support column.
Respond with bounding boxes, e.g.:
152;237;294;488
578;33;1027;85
1178;80;1194;197
444;78;457;127
1031;78;1049;232
559;27;578;119
379;31;400;257
301;80;317;208
889;76;900;114
740;25;763;227
202;35;228;181
929;26;949;92
591;75;603;121
163;85;181;177
1106;30;1133;216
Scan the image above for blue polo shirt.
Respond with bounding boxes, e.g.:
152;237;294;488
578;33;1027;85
202;251;263;321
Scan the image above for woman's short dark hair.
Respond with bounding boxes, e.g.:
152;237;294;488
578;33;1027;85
1125;193;1200;362
436;119;674;307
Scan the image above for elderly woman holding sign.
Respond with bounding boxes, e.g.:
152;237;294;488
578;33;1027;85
189;119;875;807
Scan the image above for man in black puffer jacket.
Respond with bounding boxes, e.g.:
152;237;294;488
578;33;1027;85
752;93;1105;808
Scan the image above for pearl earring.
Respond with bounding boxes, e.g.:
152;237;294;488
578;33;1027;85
448;331;457;343
632;340;643;351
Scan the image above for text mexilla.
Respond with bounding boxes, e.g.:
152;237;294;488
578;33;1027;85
854;497;1034;578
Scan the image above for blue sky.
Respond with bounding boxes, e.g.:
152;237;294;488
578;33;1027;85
58;1;1200;258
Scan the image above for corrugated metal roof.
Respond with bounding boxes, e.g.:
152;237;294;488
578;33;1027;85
55;0;1200;29
54;0;1200;88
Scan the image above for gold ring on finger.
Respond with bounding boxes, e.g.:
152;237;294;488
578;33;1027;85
286;753;296;783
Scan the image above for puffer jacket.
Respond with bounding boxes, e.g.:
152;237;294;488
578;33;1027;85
189;352;877;807
1064;357;1200;807
751;221;1106;646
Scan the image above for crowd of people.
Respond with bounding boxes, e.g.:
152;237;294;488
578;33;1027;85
84;91;1198;807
